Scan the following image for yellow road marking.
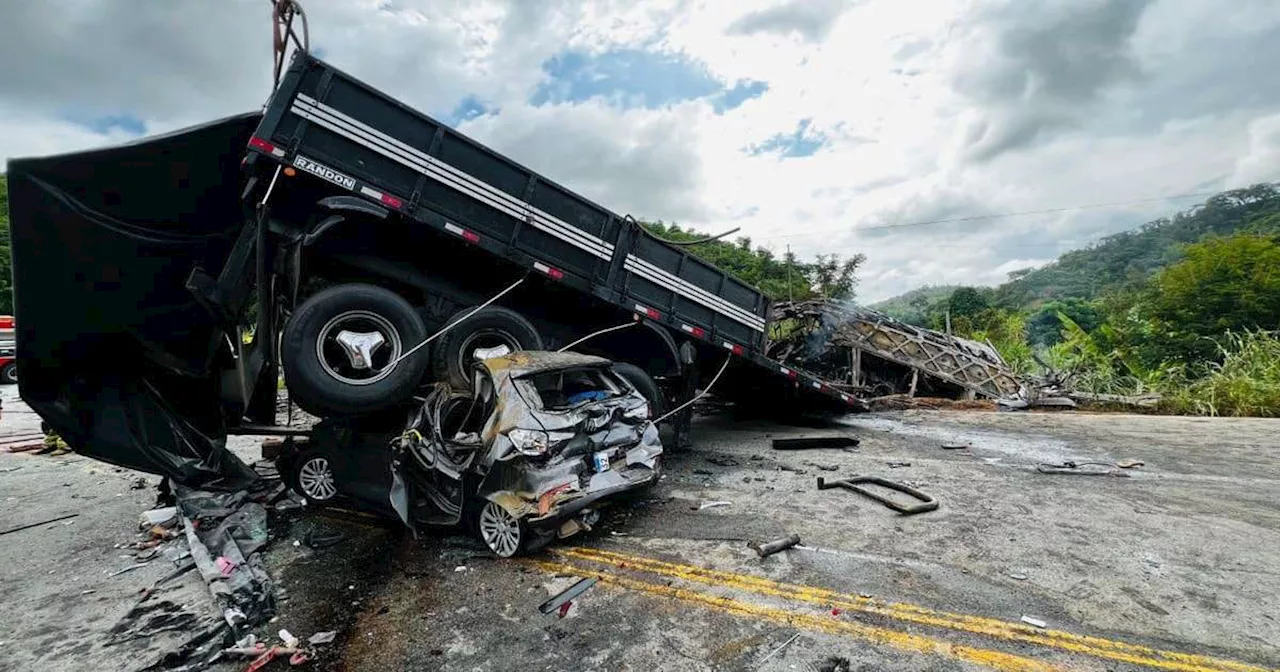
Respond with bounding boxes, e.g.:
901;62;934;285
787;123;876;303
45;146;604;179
553;546;1273;672
530;559;1059;672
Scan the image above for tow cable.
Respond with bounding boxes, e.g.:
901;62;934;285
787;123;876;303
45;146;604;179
386;275;528;369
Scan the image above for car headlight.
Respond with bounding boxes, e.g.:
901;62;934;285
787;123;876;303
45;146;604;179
507;428;575;456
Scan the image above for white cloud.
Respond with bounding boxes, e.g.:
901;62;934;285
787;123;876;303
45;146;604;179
3;0;1277;304
1232;114;1280;187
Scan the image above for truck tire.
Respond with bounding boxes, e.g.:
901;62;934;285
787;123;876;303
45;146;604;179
432;306;542;389
0;363;16;385
611;362;663;419
282;283;428;416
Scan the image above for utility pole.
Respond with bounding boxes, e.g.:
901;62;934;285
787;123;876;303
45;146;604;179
786;244;794;303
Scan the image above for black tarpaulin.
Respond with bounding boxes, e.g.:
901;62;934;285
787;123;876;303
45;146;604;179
6;112;263;489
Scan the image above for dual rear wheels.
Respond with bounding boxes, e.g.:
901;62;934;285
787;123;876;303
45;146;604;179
281;283;542;417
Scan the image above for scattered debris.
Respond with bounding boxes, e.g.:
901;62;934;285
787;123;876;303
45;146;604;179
692;468;714;476
1116;459;1145;469
308;631;338;645
748;534;801;558
1035;461;1133;477
705;455;740;467
2;432;53;453
140;506;179;528
1008;572;1029;581
130;477;148;490
1067;391;1161;408
886;461;912;468
693;501;733;511
0;513;78;537
941;443;970;450
804;461;840;472
303;528;345;549
1020;615;1048;629
177;485;276;636
278;629;299;648
772;437;860;450
107;563;151;578
539;578;598;615
817;476;939;515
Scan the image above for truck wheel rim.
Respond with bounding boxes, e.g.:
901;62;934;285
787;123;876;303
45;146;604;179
3;367;14;383
316;311;403;386
458;328;520;365
298;456;336;500
478;501;522;557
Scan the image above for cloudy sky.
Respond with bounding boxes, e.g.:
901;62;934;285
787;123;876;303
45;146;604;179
3;0;1278;302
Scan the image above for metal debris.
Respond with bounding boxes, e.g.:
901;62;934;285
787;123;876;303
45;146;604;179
748;534;802;558
538;578;598;615
106;563;151;578
1036;461;1132;477
817;476;938;515
0;513;78;536
694;501;733;511
771;437;860;450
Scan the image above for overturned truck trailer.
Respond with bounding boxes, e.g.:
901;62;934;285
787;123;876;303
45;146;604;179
6;53;865;489
770;300;1026;402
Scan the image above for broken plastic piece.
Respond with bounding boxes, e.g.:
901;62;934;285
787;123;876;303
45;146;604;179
215;556;238;577
278;629;299;648
1020;615;1047;628
772;437;860;450
140;506;178;528
308;631;337;645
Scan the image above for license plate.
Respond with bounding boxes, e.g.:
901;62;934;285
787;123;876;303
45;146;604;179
592;451;611;473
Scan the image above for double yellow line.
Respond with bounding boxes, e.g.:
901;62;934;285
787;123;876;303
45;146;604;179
538;546;1272;672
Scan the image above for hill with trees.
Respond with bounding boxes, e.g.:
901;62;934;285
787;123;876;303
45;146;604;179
870;183;1280;415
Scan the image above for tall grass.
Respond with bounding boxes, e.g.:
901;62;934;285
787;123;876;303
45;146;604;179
1044;313;1280;416
1160;331;1280;417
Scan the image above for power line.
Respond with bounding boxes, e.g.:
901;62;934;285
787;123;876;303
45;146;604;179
759;190;1220;240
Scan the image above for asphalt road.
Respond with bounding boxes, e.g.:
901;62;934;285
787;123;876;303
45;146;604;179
2;386;1278;671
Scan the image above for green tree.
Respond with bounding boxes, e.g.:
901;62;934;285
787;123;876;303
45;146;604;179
947;286;989;319
1136;233;1280;365
1026;298;1102;346
639;220;864;303
808;253;866;301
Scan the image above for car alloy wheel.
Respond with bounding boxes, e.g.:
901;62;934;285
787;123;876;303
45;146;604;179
478;500;523;557
297;456;337;501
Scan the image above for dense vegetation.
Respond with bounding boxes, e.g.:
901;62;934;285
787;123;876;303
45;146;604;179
640;220;866;302
876;183;1280;416
870;284;961;325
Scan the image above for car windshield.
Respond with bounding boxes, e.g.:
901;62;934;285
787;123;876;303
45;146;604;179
518;366;626;410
